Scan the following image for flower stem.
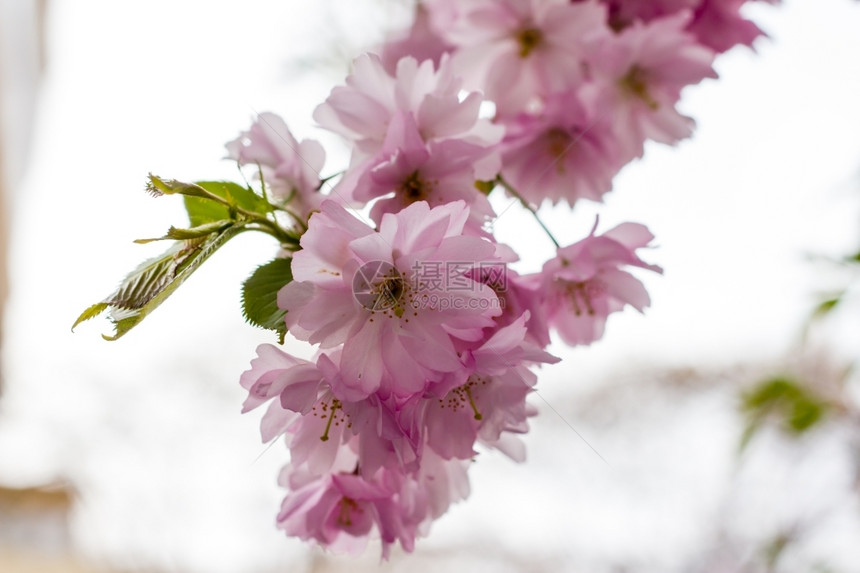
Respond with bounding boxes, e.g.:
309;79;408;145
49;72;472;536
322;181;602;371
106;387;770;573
495;175;561;249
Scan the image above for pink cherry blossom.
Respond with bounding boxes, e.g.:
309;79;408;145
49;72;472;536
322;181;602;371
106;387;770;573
442;0;608;114
379;4;455;74
584;12;716;158
423;313;559;460
359;111;496;232
275;448;471;558
276;467;414;559
499;88;631;206
314;54;501;169
241;344;421;477
468;264;551;347
579;0;771;53
688;0;773;53
225;112;325;219
576;0;698;31
279;199;502;400
539;220;662;346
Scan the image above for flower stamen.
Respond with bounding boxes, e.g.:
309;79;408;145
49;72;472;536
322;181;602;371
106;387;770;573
620;65;659;110
320;399;342;442
517;27;543;58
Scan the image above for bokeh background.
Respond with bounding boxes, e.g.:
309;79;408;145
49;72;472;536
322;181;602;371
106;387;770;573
1;0;859;571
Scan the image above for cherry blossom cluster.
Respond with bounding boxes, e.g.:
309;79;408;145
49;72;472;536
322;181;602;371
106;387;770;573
231;0;772;557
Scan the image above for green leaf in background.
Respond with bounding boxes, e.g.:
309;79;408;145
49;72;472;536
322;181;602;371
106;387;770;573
739;376;829;449
812;296;842;319
73;223;246;340
241;257;293;344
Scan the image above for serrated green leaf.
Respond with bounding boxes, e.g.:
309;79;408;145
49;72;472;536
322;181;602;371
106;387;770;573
241;257;293;343
72;302;110;330
73;223;246;340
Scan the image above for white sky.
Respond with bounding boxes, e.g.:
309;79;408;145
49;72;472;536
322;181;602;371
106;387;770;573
1;0;860;571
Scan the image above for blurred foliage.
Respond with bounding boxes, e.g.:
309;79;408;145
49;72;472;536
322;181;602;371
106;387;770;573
741;183;860;451
740;376;831;449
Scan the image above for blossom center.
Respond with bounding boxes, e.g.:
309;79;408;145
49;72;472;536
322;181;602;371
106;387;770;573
620;66;659;110
438;376;487;420
311;398;348;442
544;128;576;173
360;264;422;321
516;27;543;58
399;170;431;204
336;497;362;527
561;280;603;316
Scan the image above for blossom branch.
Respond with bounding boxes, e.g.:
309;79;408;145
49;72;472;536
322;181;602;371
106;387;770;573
494;175;561;249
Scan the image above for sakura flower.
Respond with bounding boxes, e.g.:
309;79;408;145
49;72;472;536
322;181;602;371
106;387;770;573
279;199;502;400
379;4;455;74
499;88;630;207
276;467;416;559
442;0;608;114
585;12;717;157
470;264;551;348
225;112;325;219
275;449;471;558
394;446;471;528
361;111;496;232
539;221;662;346
580;0;770;53
688;0;773;53
423;313;559;460
314;54;501;169
240;344;420;477
314;54;502;212
575;0;698;31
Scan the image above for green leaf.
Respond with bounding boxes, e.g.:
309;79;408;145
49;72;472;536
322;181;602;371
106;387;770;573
739;376;829;447
741;377;800;410
241;257;293;344
812;296;842;318
73;223;246;340
196;180;272;216
72;303;110;330
183;195;232;227
789;398;824;432
147;175;273;226
146;174;212;198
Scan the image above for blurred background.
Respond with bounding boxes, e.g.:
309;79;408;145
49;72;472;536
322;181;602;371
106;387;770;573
1;0;859;571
